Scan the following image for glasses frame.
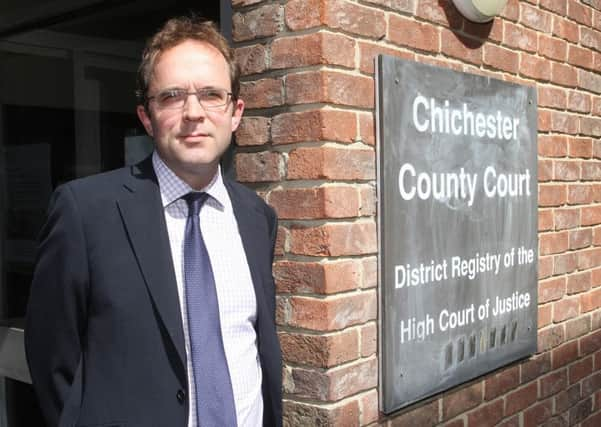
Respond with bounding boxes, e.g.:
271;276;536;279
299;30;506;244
145;87;235;112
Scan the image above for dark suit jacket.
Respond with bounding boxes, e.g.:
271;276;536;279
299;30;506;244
25;157;282;427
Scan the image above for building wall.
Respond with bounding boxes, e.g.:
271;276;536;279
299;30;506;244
230;0;601;425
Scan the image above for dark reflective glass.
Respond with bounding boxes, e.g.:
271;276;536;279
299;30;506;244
0;1;221;425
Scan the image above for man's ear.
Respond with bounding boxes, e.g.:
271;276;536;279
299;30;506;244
230;98;245;132
136;105;154;137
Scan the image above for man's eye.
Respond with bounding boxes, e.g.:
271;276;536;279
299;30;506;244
203;89;225;101
159;90;184;102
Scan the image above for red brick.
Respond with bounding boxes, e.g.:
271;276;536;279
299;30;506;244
271;110;357;145
235;44;267;76
550;111;579;134
271;32;355;69
568;91;592;114
553;17;579;43
502;22;537;52
582;206;601;226
360;322;377;357
552;341;579;369
538;86;566;109
279;329;359;368
484;366;519;401
566;315;591;340
361;257;377;289
520;3;553;32
570;229;593;250
539;109;552;131
520;53;551;81
569;45;595;71
442;381;482;420
579;69;601;94
569;356;593;384
540;231;569;255
358;41;414;75
290;222;377;256
539;35;567;62
594;97;601;116
285;0;320;30
553;207;579;229
539;135;568;157
569;0;593;26
567;271;592;294
522;353;552;383
359;185;375;217
441;29;482;65
551;62;578;87
578;247;601;269
540;277;566;303
554;253;578;275
232;4;283;42
569;397;593;425
568;184;594;204
538;324;565;352
569;137;594;158
582;371;601;395
593;266;601;285
540;256;553;279
323;0;386;38
287;291;377;331
540;210;554;231
464;17;503;42
275;226;287;257
288;147;375;181
501;0;520;22
540;0;567;14
416;0;464;27
555;383;581;413
274;260;361;294
467;398;504;427
269;186;360;219
553;297;580;322
539;159;553;182
582;412;601;427
285;71;374;108
539;184;567;207
581;117;601;138
506;382;538;416
496;416;520;427
483;44;519;73
358;113;375;146
240;78;283;109
581;288;601;313
540;369;568;398
595;227;601;245
358;389;378;425
235;151;283;182
327;357;378;400
283;399;360;427
540;304;553;327
390;399;439;427
388;14;439;53
236;116;270;146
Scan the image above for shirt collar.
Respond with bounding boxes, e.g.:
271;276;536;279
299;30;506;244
152;151;228;210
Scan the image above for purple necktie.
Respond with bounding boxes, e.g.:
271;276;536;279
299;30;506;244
183;192;237;427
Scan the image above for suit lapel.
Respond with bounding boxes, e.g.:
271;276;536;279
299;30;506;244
225;181;272;325
116;158;187;374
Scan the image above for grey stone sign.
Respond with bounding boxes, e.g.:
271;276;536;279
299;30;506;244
376;56;538;413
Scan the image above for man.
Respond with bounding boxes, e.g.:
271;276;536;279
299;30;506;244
25;17;282;427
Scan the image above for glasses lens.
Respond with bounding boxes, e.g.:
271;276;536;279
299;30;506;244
156;89;187;109
199;89;229;109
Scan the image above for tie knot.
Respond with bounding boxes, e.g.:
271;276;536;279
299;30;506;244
182;192;209;217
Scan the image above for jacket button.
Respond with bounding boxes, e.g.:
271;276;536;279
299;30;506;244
177;389;186;404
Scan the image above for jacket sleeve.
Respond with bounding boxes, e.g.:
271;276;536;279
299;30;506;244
25;184;89;427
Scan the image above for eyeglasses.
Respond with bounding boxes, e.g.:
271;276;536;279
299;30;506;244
146;88;234;111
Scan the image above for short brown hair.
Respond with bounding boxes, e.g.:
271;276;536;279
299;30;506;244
136;16;240;106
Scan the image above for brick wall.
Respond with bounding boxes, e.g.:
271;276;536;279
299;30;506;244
230;0;601;425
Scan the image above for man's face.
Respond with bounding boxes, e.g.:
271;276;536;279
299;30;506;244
137;40;244;188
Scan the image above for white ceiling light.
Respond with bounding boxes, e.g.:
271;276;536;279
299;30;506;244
452;0;508;23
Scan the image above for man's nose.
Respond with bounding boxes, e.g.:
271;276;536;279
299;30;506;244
182;93;206;120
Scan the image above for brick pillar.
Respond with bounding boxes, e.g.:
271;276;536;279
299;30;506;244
232;0;379;425
231;0;601;426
